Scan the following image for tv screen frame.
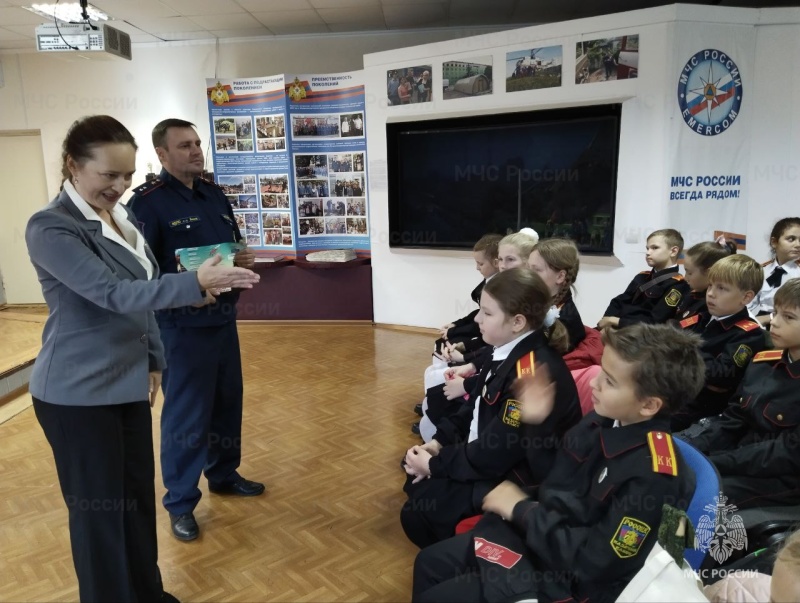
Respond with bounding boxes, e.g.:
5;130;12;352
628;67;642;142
386;103;622;255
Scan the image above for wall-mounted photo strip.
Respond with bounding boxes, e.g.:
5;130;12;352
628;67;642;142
299;217;325;236
234;211;261;246
254;114;286;152
505;46;562;92
575;35;639;84
340;113;364;138
386;65;433;106
443;56;493;100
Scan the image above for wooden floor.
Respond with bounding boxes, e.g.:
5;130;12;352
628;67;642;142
0;309;44;375
0;323;433;602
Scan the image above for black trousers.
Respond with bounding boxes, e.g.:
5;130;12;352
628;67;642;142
33;398;163;602
412;532;483;603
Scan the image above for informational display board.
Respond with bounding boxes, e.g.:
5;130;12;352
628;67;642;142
205;72;369;256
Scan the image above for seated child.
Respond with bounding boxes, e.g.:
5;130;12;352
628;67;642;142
401;267;581;549
527;238;585;353
598;228;690;329
412;323;705;603
747;217;800;327
677;237;738;319
681;278;800;510
671;254;767;431
434;233;501;351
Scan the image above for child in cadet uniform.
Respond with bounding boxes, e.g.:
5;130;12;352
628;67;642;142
671;254;767;431
411;323;704;603
435;234;502;349
401;267;581;549
414;230;539;436
677;237;739;319
681;278;800;510
747;217;800;328
597;228;691;329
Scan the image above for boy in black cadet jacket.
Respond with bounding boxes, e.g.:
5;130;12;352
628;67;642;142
598;228;690;329
401;268;581;549
435;234;502;352
412;323;704;603
671;254;767;431
680;278;800;509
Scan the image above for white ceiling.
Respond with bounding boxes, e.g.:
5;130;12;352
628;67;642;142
0;0;795;50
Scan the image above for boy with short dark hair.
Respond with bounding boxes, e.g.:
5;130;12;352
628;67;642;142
412;323;705;603
598;228;690;329
682;278;800;510
671;254;767;431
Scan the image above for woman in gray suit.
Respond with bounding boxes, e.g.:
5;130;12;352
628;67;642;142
25;115;259;602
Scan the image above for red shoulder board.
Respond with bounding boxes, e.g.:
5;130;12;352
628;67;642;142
670;274;685;281
753;350;783;363
638;270;651;275
131;178;164;196
516;352;535;379
735;319;760;332
647;431;678;476
679;315;700;329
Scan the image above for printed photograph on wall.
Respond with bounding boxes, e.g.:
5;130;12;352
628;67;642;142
575;35;639;84
442;56;493;100
386;65;433;106
505;46;562;92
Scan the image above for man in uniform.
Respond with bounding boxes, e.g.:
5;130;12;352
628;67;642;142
129;118;263;542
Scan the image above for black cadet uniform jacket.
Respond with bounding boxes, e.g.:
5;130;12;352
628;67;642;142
435;280;485;353
685;350;800;482
672;307;766;428
676;289;708;320
558;293;586;353
604;266;690;326
470;414;695;603
430;329;581;495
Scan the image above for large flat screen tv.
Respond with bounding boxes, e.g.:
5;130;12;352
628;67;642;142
387;104;621;253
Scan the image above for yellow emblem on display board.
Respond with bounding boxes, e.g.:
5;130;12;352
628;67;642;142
288;77;307;101
209;82;230;105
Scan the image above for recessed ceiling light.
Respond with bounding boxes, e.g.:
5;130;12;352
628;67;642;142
24;3;110;23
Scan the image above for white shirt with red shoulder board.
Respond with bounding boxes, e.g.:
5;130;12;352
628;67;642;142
747;258;800;315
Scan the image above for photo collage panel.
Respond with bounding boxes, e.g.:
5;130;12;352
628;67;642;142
294;152;368;237
226;173;293;247
254;114;287;152
291;112;364;139
214;116;255;153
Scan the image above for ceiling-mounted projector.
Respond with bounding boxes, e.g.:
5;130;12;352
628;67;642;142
35;22;131;60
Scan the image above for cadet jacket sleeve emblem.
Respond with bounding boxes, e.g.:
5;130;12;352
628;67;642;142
473;537;523;569
664;288;682;307
647;431;678;476
516;352;535;378
611;517;651;559
679;315;699;329
753;349;783;362
733;344;754;368
501;399;522;428
734;319;760;332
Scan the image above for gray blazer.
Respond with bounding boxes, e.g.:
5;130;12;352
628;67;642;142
26;190;204;406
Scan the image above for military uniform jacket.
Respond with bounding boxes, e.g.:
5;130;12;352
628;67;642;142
676;289;708;320
470;414;695;603
129;169;243;327
434;280;485;353
430;330;581;490
686;350;800;480
604;266;690;326
677;307;766;418
559;294;586;353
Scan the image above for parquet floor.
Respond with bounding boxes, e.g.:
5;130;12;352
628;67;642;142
0;323;433;602
0;309;45;374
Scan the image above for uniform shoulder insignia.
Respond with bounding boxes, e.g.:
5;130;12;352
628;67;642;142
638;270;651;275
760;259;773;267
670;273;685;281
679;314;700;329
516;352;535;379
132;178;164;196
753;350;783;362
646;431;678;476
734;319;760;332
199;176;223;189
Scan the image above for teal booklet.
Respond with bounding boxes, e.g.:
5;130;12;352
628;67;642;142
175;242;244;272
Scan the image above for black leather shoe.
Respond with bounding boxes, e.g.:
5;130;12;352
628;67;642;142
411;421;421;435
414;403;423;416
169;512;199;541
208;476;266;497
161;592;181;603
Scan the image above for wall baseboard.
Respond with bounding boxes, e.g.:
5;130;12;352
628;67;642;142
374;323;438;336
